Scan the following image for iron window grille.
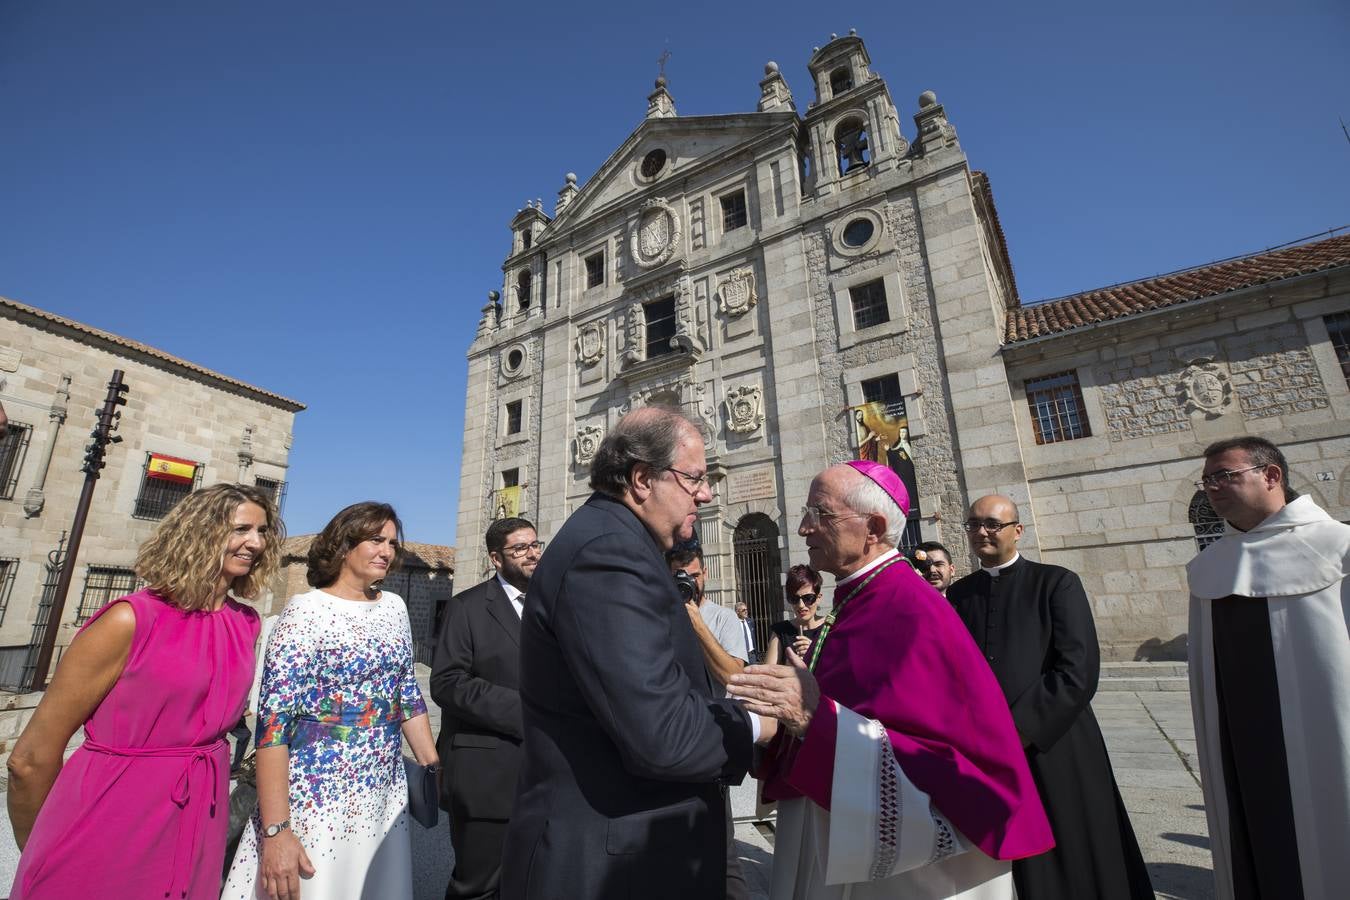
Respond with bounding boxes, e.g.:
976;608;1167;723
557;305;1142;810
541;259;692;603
0;421;33;500
585;252;605;289
861;374;907;419
76;566;141;624
644;296;678;358
0;558;18;628
1325;311;1350;389
849;279;890;330
1188;491;1225;551
132;453;203;520
720;191;747;232
254;476;288;514
1025;371;1091;444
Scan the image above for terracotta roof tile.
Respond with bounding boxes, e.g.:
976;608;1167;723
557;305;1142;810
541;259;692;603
1;295;305;411
1005;233;1350;343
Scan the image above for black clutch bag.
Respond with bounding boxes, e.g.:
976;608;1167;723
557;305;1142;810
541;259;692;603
404;757;440;829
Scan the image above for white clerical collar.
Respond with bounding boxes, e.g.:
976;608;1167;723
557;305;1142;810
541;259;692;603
980;552;1021;577
835;548;901;588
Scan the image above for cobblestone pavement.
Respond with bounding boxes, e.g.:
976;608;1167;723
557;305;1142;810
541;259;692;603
0;674;1213;900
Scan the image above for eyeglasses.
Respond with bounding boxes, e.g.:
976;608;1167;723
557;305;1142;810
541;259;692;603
1195;465;1265;490
962;520;1019;534
790;592;819;606
800;505;867;528
664;466;710;496
502;541;545;558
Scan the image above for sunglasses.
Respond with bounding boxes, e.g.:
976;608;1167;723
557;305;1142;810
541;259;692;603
789;592;819;606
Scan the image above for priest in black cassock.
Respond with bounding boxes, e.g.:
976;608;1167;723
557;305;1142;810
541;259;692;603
946;494;1153;900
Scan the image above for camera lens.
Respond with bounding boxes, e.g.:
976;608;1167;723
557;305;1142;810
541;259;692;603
674;570;697;601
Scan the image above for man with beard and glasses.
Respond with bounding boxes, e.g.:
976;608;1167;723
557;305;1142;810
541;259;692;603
432;517;543;900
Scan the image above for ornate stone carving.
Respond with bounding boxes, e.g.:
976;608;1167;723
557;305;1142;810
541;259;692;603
574;424;604;467
672;276;704;353
1178;358;1232;419
630;198;681;269
724;385;764;434
576;320;606;367
620;302;645;367
716;268;758;317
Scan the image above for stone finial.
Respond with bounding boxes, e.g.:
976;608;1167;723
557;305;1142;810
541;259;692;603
918;90;938;108
758;60;796;113
914;90;958;153
555;172;580;214
647;77;677;118
849;27;857;35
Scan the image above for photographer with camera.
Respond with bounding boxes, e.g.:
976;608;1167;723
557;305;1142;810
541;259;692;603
668;544;748;692
912;540;956;597
666;542;750;900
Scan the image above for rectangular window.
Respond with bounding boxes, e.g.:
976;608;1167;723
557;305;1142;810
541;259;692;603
860;374;907;419
585;251;605;289
1326;311;1350;388
1025;371;1091;444
0;558;17;628
133;452;202;520
849;279;890;329
506;400;523;435
720;190;747;232
0;421;32;500
644;296;677;358
254;476;287;513
76;566;140;624
502;468;519;488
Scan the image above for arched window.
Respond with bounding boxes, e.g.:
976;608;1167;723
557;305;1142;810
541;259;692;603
516;270;532;311
835;117;870;175
830;67;853;96
1188;491;1225;551
733;513;783;656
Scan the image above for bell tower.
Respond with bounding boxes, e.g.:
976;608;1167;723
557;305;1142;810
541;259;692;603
801;30;907;197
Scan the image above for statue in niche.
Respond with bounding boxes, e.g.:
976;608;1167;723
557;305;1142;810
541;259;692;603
725;385;764;435
621;303;644;366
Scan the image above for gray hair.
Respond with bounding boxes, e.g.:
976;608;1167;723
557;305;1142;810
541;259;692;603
589;405;701;497
842;473;905;548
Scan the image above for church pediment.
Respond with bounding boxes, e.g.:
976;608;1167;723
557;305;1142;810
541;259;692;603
544;113;796;236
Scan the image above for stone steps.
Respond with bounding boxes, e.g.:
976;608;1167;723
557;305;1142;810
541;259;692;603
1098;661;1188;692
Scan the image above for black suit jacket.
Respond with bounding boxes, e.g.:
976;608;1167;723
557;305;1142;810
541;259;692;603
431;575;523;820
500;493;753;900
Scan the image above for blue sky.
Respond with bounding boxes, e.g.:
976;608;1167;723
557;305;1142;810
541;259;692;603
2;1;1347;548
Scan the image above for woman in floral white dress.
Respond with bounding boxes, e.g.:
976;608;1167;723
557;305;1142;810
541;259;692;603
224;502;438;900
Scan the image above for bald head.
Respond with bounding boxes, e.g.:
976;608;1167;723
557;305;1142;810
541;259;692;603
965;494;1023;567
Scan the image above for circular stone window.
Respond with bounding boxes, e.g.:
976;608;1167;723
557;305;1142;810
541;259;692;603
841;218;875;248
830;208;884;257
501;343;528;378
639;148;668;180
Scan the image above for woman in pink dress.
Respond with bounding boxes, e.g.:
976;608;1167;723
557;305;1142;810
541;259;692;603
7;482;282;900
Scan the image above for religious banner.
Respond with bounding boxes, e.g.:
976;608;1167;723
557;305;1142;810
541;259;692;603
852;400;919;518
494;485;521;519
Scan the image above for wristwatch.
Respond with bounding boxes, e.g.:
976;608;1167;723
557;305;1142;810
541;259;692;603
263;819;291;838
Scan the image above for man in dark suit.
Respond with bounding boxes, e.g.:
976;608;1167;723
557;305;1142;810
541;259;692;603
946;494;1152;900
431;516;542;900
501;406;775;900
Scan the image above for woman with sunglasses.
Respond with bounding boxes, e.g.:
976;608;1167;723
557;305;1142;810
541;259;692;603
764;564;825;665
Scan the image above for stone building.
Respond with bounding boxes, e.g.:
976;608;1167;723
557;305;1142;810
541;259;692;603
0;296;303;688
455;31;1350;658
273;535;455;664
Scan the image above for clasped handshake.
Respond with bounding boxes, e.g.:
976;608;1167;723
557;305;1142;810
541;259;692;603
727;648;821;744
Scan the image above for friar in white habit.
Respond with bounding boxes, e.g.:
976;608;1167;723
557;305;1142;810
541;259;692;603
1187;436;1350;900
729;461;1053;900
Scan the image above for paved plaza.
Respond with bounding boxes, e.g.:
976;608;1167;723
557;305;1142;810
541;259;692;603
0;665;1213;899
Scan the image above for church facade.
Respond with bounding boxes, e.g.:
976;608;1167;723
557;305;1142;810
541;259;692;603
456;32;1350;659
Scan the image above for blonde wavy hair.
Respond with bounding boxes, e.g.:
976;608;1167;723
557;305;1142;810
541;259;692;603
135;482;284;611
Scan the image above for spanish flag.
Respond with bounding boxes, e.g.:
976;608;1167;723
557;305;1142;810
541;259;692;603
146;453;197;484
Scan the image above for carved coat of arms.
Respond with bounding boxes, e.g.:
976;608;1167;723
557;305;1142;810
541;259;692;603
725;385;764;435
575;424;604;467
716;268;758;318
629;198;681;269
576;321;606;367
1178;358;1232;419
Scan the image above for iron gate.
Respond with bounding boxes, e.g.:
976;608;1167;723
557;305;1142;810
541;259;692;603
732;515;782;660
